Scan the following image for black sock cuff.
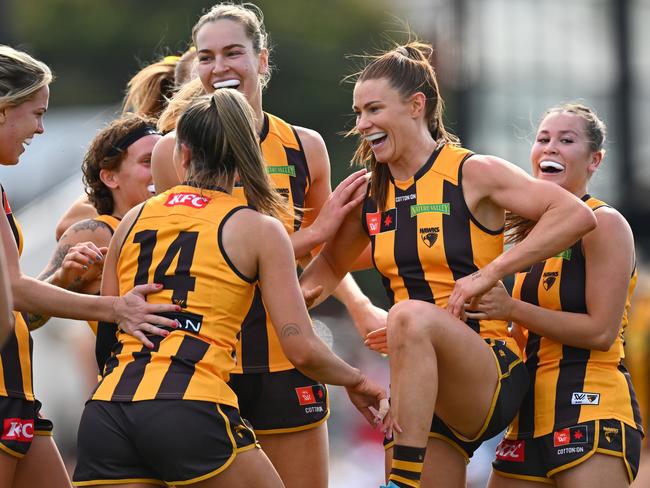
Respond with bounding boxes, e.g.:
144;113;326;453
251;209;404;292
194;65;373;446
393;444;426;463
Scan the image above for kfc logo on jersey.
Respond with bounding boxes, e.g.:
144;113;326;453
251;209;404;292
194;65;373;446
2;418;34;442
553;426;588;447
165;192;211;209
365;208;397;236
571;392;600;405
495;439;525;462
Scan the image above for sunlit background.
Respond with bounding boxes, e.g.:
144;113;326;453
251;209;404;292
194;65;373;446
1;0;649;486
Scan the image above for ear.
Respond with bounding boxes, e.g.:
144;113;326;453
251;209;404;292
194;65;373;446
258;48;269;76
588;150;603;173
0;105;7;124
409;92;427;119
179;142;192;170
99;168;119;189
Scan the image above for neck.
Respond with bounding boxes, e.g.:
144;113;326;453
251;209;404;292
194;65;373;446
388;128;437;181
249;89;264;134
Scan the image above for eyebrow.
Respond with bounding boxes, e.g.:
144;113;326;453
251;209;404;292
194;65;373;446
352;100;382;111
198;43;247;53
538;129;579;136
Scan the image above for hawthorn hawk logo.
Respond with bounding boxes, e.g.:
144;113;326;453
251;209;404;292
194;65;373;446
543;271;559;291
419;227;440;248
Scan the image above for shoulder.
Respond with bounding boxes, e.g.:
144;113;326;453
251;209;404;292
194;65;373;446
588;205;633;241
293;126;329;177
60;216;115;248
225;207;285;235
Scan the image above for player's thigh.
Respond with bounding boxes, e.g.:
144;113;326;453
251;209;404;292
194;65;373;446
554;453;629;488
488;469;554;488
192;448;283;488
12;435;71;488
257;423;328;488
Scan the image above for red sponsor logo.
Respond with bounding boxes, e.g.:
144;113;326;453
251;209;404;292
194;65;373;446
295;386;316;405
366;212;381;236
2;418;34;442
164;192;211;209
554;428;570;447
495;439;525;462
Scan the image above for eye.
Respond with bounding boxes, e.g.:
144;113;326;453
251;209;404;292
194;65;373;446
560;138;574;144
198;54;213;63
227;50;244;57
536;137;549;143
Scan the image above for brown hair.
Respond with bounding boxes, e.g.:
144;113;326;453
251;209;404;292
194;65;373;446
0;45;52;108
157;78;205;133
349;41;459;210
506;102;607;244
83;114;158;215
176;90;287;218
192;2;272;88
174;47;198;87
122;56;178;118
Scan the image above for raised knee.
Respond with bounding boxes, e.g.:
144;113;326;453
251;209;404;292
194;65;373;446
387;300;441;343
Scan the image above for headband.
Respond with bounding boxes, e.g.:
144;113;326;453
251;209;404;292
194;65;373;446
106;125;159;158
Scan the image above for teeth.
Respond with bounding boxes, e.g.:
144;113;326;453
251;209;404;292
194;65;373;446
365;132;387;142
540;161;565;171
23;138;32;146
147;184;156;194
213;79;240;89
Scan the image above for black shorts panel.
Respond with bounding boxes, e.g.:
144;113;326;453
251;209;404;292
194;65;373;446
0;397;52;458
384;339;528;459
229;368;329;434
73;400;258;486
492;419;643;483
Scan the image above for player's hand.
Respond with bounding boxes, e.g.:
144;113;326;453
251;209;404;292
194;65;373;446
364;326;388;355
447;267;498;320
53;242;107;290
302;285;323;309
310;169;369;244
345;374;389;428
112;283;179;349
348;300;387;338
465;281;513;321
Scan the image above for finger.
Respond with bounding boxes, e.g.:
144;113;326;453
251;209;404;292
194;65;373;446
377;398;390;421
132;330;154;349
465;311;487;320
144;313;178;329
131;283;165;296
336;170;370;198
357;406;379;426
140;322;172;337
365;327;387;340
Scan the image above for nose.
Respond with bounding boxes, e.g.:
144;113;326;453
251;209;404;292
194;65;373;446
212;55;229;75
356;112;371;132
36;120;44;135
543;138;558;154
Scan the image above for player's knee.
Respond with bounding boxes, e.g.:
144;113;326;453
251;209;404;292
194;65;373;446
387;300;443;345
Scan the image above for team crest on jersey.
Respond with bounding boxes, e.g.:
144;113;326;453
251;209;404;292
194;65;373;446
495;439;525;462
275;188;290;200
366;208;397;235
542;271;559;290
164;192;211;209
553;425;588;447
603;426;620;443
419;227;440;248
571;392;600;405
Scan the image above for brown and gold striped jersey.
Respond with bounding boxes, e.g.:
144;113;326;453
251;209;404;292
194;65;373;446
507;195;642;438
361;144;512;347
0;185;33;401
87;214;120;335
232;113;310;374
91;185;255;407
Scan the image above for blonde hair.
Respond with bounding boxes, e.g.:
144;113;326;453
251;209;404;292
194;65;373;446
176;90;287;218
122;56;178;118
0;45;52;108
348;41;458;211
157;78;205;133
192;2;272;88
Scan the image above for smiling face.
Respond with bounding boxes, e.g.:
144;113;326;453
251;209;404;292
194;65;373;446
531;111;602;196
195;19;268;112
108;134;160;214
0;85;49;165
353;78;422;166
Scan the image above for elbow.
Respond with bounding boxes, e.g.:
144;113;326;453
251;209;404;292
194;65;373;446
590;329;618;352
576;204;597;234
285;340;318;371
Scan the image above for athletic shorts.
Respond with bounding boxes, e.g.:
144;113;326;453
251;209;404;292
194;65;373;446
492;419;642;484
73;400;258;486
229;368;329;434
385;338;528;460
0;397;53;458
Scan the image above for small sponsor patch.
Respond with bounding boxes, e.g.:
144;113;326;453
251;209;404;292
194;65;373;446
2;418;34;442
495;439;525;462
158;311;204;334
165;192;211;209
267;165;296;177
571;392;600;405
366;208;397;235
410;203;450;218
553;425;588;447
296;386;316;405
554;249;572;260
